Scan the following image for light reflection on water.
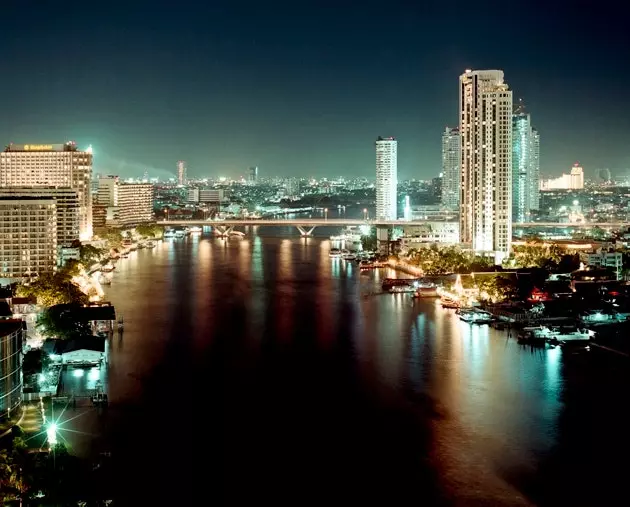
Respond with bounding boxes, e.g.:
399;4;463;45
68;233;629;504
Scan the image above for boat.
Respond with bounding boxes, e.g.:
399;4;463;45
521;325;594;344
145;241;156;248
163;229;176;238
342;252;357;261
101;263;115;273
382;278;420;291
457;308;495;324
175;229;187;238
329;248;342;258
440;298;460;309
412;285;438;298
229;230;246;238
98;274;112;285
189;226;203;234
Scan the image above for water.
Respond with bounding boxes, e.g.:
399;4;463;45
61;232;630;505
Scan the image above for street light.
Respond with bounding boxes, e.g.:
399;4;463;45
363;208;368;220
47;423;58;446
324;208;328;220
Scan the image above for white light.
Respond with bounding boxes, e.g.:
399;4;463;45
73;369;84;378
47;424;58;445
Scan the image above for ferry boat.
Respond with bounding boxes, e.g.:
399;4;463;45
520;325;593;344
342;252;357;261
457;308;495;324
145;241;156;249
382;278;420;292
174;229;187;238
163;229;176;238
189;226;203;234
390;285;416;294
412;285;439;298
440;297;460;309
329;248;342;258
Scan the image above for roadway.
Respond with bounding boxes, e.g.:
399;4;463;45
159;219;630;228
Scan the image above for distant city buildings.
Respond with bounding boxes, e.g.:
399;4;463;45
540;164;584;190
96;176;154;227
248;166;258;185
0;196;58;280
0;142;93;240
441;127;460;211
512;100;540;222
177;161;187;186
459;69;513;262
187;188;225;205
375;136;397;220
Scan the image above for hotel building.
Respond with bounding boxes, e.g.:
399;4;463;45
0;143;92;240
512;101;540;222
459;69;513;262
0;197;57;280
0;187;79;247
97;176;154;226
375;136;397;220
0;320;24;419
441;127;461;211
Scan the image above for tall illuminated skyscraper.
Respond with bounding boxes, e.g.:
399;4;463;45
459;69;513;262
441;127;460;211
0;142;93;240
177;161;187;185
512;100;540;223
375;136;397;220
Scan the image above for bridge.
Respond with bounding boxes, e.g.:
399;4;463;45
159;218;630;237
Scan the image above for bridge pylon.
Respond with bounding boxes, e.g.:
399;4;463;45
214;225;234;237
296;225;316;237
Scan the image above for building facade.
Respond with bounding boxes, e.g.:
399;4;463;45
248;166;258;185
375;136;397;220
460;69;513;262
0;143;92;240
0;197;57;280
512;103;540;223
177;161;186;186
0;187;79;247
400;221;460;249
117;183;154;226
0;320;24;419
441;127;461;211
540;164;584;190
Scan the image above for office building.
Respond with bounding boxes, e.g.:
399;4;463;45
0;320;24;419
540;164;584;190
97;176;154;226
460;69;513;262
177;161;187;186
187;188;225;204
0;142;92;240
441;127;461;210
248;166;258;185
512;101;540;222
0;197;57;280
375;136;397;220
0;187;79;247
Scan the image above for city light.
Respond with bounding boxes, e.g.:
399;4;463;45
47;423;58;445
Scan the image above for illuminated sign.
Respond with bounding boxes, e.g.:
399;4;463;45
23;144;53;151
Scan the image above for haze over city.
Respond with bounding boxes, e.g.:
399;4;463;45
1;0;629;179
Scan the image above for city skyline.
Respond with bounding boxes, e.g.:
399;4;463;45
0;1;628;180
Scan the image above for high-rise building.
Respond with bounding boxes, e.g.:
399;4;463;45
0;187;79;247
441;127;461;210
0;142;92;240
459;69;513;262
97;176;154;226
512;101;540;223
375;136;397;220
177;161;187;186
570;164;584;189
0;320;24;419
248;166;258;185
0;197;57;280
540;164;584;190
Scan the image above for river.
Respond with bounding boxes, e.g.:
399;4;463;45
60;230;630;505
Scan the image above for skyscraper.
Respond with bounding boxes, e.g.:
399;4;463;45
459;69;513;262
441;127;461;210
0;142;92;240
177;161;187;185
375;136;397;220
248;166;258;185
512;101;540;222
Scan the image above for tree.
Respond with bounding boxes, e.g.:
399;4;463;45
361;230;377;251
37;303;92;340
80;244;104;266
506;241;563;270
476;275;518;303
16;273;89;307
135;223;163;238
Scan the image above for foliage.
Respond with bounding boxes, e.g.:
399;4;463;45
135;223;163;238
80;244;105;266
361;230;377;251
505;242;563;270
406;245;494;275
37;303;92;340
15;273;89;307
475;275;519;303
60;258;82;278
102;228;124;249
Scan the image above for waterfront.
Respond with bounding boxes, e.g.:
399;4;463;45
59;231;629;505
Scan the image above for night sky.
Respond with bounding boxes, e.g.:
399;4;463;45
1;0;628;180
